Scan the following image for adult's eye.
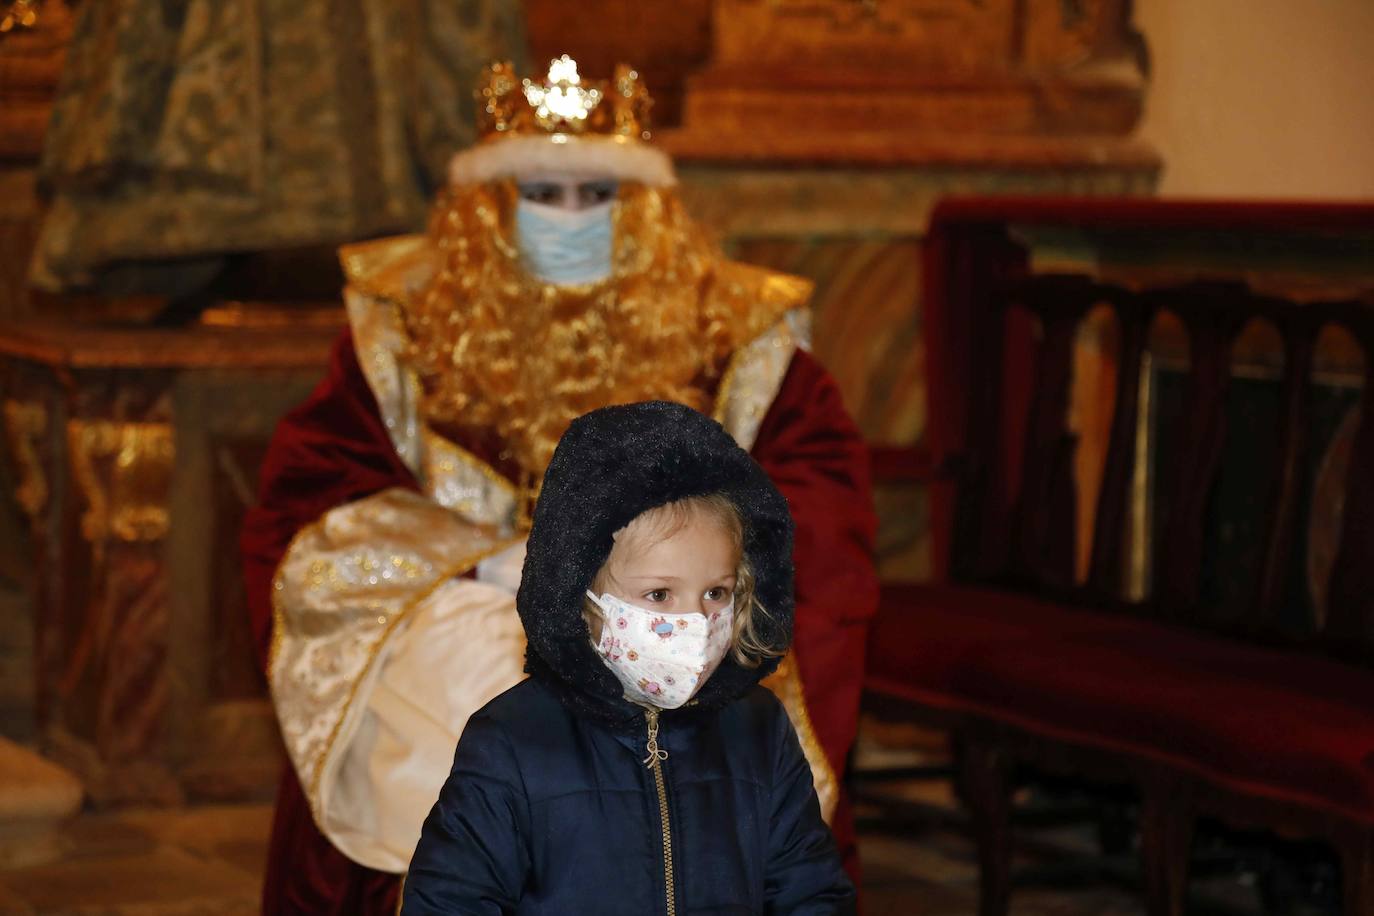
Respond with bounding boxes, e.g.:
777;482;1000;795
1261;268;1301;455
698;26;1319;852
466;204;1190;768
579;181;618;205
519;183;562;205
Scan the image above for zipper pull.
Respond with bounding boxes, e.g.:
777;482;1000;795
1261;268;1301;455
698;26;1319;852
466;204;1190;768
643;707;669;767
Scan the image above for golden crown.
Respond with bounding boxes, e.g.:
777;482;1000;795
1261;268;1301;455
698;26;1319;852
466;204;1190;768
477;55;653;143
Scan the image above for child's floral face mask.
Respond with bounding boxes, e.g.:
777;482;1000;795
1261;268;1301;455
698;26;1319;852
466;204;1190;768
585;591;734;709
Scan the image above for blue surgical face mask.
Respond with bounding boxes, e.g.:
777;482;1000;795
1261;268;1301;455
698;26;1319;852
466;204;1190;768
515;199;614;286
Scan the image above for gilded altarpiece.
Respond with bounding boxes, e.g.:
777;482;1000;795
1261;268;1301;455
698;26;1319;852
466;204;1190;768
0;321;333;804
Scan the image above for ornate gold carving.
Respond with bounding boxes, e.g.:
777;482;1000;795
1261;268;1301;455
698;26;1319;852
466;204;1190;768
67;419;174;543
3;399;48;520
713;0;1014;71
0;0;71;159
198;303;345;330
766;0;973;32
1025;0;1113;70
0;0;40;34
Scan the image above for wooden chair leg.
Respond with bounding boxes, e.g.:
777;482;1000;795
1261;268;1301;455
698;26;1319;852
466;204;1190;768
960;737;1013;916
1140;777;1194;916
1342;827;1373;916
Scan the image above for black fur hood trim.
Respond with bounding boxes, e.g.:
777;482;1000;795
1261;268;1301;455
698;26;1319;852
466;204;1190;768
516;401;794;730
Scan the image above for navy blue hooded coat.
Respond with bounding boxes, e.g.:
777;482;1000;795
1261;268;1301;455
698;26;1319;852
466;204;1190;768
403;401;855;915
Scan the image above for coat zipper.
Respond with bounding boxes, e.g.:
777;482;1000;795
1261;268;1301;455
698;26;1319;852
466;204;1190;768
643;707;675;916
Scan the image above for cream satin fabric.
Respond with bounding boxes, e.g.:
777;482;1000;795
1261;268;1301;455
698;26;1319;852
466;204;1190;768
268;487;517;859
326;578;527;872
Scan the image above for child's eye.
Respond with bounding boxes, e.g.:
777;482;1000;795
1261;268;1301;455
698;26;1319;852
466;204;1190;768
704;586;730;602
644;589;670;603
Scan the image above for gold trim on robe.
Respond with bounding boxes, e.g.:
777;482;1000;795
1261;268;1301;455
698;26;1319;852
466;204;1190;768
268;487;519;832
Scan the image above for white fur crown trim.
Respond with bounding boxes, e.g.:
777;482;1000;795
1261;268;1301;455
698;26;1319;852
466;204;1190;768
448;133;676;188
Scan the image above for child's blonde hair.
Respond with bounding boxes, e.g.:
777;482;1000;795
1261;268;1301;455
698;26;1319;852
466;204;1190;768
587;493;782;667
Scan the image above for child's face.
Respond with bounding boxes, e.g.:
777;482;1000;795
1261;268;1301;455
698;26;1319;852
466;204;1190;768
586;505;740;642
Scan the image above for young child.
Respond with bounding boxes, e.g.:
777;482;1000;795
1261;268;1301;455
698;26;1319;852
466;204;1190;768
404;400;855;914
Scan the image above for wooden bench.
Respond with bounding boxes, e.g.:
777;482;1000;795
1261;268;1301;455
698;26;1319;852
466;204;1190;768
864;197;1374;915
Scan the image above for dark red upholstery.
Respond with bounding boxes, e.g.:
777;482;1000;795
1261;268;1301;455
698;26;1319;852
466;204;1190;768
953;626;1374;824
866;584;1141;703
872;584;1374;825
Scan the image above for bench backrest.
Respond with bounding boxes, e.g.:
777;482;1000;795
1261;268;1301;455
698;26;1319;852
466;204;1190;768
921;198;1374;663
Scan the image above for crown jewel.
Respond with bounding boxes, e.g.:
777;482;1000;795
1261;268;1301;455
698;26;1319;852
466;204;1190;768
477;55;653;142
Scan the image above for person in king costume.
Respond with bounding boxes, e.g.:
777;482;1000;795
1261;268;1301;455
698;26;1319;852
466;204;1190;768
241;56;878;914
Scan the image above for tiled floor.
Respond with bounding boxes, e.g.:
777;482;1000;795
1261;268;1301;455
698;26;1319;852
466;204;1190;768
0;800;1161;916
853;774;1150;916
860;830;1147;916
0;804;269;915
0;716;1296;915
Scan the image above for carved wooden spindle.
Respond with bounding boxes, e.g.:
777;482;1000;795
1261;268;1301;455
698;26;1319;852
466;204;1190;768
1141;772;1196;916
1253;312;1317;628
960;736;1014;916
965;302;1013;582
1152;284;1246;621
1087;293;1149;601
1341;826;1374;916
1324;314;1374;656
1010;275;1095;588
949;228;1030;583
